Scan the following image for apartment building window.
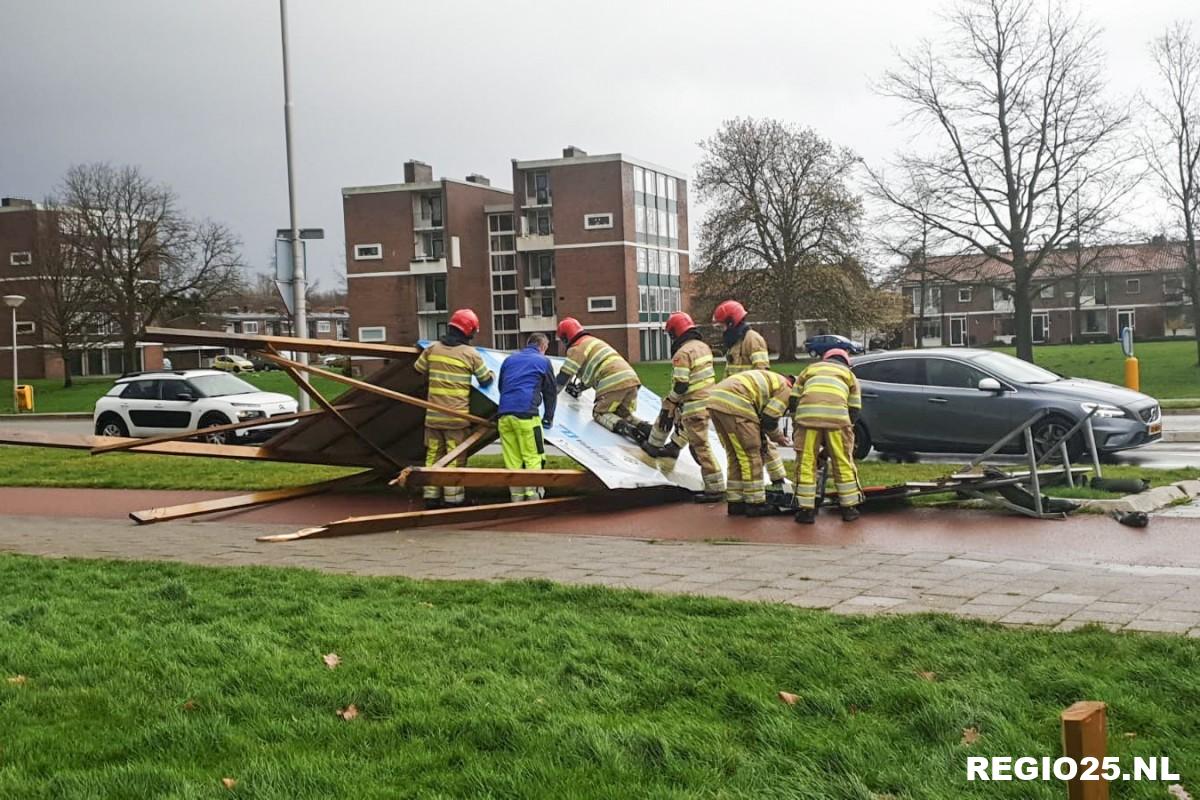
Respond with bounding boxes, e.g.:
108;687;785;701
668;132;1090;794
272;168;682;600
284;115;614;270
358;326;386;342
353;244;382;260
15;321;35;335
420;274;447;312
1165;275;1185;300
415;232;444;260
1082;309;1107;334
668;252;679;275
588;296;617;312
912;286;941;313
488;212;520;348
1117;309;1135;332
9;251;32;266
492;273;516;292
633;167;680;247
417;194;443;227
958;287;972;303
526;290;555;318
992;286;1014;311
524;209;552;236
527;253;555;288
584;213;613;230
316;320;332;333
639;329;670;362
526;171;550;205
239;321;258;334
1080;278;1107;306
1125;278;1140;295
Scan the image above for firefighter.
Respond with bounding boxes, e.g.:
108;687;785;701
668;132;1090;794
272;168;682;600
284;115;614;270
712;299;788;492
496;332;557;503
706;369;794;517
412;308;494;509
789;348;863;524
644;312;724;502
555;317;653;444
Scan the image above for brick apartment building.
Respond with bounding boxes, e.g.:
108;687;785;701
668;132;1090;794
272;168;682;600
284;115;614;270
900;242;1195;347
343;146;690;361
0;197;164;380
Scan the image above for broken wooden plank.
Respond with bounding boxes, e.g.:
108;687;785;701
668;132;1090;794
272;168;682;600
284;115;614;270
89;405;358;455
401;467;604;490
258;496;587;542
274;351;408;472
145;326;420;358
260;351;494;427
391;425;498;487
129;470;382;524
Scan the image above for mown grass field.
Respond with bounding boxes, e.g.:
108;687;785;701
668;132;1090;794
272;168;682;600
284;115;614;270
0;445;1192;502
1;554;1198;799
0;372;345;415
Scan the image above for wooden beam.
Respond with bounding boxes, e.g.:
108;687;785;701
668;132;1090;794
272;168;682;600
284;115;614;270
391;425;498;487
89;405;359;455
257;496;587;542
273;352;408;472
129;470;382;524
260;351;494;427
402;467;603;490
145;326;420;358
1061;701;1109;800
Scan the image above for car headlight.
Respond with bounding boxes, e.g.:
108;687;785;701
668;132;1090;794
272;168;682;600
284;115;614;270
1081;402;1126;419
235;409;266;420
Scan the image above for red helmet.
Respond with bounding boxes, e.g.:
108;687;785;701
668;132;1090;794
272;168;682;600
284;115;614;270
712;300;747;328
823;348;851;366
448;308;480;338
556;317;585;345
665;312;696;340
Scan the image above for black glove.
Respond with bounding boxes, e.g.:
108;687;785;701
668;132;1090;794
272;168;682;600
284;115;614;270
542;418;553;429
656;408;673;431
565;382;583;399
849;407;860;424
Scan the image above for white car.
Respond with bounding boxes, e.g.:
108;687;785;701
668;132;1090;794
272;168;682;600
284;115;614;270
93;370;299;444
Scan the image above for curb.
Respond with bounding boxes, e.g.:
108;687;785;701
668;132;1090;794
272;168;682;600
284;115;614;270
1164;431;1200;443
1080;480;1200;515
1163;407;1200;415
0;413;91;421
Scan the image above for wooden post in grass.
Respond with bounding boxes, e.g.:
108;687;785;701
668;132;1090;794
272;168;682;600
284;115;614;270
1061;701;1108;800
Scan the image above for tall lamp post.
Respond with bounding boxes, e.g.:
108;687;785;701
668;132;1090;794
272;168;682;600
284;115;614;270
278;0;309;410
4;295;25;413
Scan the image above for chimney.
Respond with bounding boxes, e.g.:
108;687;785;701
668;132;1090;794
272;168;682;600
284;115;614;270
561;145;588;158
1;197;34;208
403;160;433;184
465;173;490;186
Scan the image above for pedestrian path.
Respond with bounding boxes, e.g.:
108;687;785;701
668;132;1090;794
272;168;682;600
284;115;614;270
1;513;1198;636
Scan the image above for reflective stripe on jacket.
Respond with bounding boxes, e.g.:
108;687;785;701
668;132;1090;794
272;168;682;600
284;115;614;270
414;341;493;428
724;327;770;376
667;338;716;417
707;370;790;421
791;361;861;430
559;335;640;394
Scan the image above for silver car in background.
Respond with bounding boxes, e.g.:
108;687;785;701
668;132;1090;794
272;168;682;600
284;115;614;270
849;349;1162;460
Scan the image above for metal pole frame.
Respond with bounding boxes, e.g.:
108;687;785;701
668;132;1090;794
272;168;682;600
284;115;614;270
279;0;309;411
10;306;17;414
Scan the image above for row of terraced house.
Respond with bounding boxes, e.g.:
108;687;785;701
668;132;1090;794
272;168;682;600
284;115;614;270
900;242;1196;348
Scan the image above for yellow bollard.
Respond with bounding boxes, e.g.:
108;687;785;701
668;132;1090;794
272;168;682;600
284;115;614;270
1123;356;1139;392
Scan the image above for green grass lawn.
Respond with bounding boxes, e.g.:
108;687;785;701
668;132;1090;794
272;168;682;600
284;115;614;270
1;555;1198;799
0;372;346;415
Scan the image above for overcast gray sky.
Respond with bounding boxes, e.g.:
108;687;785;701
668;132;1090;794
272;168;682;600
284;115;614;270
1;0;1192;285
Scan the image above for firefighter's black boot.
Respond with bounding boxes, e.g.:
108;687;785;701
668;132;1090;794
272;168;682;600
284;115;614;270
423;498;445;511
727;502;746;516
612;419;640;443
694;491;724;504
656;441;682;459
794;508;816;525
744;503;774;518
840;506;861;523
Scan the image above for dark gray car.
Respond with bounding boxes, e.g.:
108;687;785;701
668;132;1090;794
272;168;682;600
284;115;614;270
849;348;1162;459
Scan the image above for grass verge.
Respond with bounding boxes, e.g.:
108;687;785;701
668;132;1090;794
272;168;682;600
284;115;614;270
2;554;1198;799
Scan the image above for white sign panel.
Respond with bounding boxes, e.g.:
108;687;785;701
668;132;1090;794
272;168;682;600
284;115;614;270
473;347;729;492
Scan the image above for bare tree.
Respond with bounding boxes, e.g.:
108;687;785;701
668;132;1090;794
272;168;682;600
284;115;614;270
28;205;103;387
694;118;862;359
1144;21;1200;365
57;163;245;368
875;0;1135;362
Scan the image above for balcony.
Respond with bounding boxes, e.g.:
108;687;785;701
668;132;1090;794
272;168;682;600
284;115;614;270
519;314;557;333
516;233;554;252
408;257;447;274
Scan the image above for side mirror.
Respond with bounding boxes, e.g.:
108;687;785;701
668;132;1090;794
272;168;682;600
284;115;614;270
175;392;194;401
977;378;1003;393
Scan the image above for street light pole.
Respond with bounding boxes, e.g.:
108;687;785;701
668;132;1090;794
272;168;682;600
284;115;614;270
279;0;309;410
4;295;25;414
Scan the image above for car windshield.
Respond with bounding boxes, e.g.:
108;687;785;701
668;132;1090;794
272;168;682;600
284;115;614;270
189;373;258;397
970;352;1061;384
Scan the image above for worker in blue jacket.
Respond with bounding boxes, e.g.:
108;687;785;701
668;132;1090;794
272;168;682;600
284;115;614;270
496;332;557;502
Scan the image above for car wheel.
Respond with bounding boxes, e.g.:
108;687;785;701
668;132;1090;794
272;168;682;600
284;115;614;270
1030;415;1084;462
852;421;872;460
95;414;129;438
199;413;232;445
808;350;819;359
